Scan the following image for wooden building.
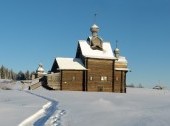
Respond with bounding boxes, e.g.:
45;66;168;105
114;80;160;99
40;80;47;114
49;24;128;93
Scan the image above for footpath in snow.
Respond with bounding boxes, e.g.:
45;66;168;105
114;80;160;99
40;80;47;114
18;91;66;126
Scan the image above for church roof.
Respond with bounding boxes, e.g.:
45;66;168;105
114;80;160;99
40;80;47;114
116;56;128;63
55;57;86;70
78;40;116;59
37;66;44;72
36;63;46;74
115;68;129;71
115;56;129;71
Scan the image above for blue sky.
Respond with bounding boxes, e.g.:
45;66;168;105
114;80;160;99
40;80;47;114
0;0;170;88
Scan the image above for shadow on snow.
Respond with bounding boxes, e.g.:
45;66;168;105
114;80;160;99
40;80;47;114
24;91;59;126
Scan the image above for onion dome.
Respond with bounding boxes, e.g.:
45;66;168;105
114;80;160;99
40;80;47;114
90;24;99;36
36;63;45;73
88;24;103;50
114;48;120;53
114;48;120;58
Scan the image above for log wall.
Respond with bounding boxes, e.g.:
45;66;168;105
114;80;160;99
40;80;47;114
86;58;114;92
114;71;126;93
46;73;61;90
61;70;84;91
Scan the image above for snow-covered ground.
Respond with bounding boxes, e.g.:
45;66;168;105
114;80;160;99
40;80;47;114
0;80;170;126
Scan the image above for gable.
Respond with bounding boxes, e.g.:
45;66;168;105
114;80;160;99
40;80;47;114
51;59;59;72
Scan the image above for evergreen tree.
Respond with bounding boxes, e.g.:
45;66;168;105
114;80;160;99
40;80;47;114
10;69;16;80
5;68;9;79
30;71;36;80
25;70;30;80
138;83;144;88
0;65;5;79
0;65;35;80
17;71;26;80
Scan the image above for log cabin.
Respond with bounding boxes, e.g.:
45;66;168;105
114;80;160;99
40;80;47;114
47;24;128;93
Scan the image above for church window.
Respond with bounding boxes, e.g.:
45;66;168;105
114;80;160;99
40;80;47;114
101;76;107;81
116;77;119;81
72;76;76;81
89;76;93;81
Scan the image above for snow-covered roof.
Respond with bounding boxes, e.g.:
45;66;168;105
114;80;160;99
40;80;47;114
56;57;86;70
115;68;129;71
115;56;128;63
115;56;129;71
78;40;116;59
36;64;45;72
36;64;47;75
37;67;44;72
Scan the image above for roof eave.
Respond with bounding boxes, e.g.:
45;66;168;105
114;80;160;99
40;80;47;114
58;68;87;71
115;68;130;71
83;55;116;60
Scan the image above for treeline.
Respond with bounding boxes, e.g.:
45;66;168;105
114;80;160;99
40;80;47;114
127;83;144;88
0;65;35;80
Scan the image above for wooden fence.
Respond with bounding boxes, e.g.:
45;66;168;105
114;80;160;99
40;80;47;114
28;78;42;90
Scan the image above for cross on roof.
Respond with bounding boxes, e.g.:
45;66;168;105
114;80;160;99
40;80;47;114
116;40;118;48
94;13;97;24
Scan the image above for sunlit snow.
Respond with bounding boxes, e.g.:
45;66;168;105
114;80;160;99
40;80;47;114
0;80;170;126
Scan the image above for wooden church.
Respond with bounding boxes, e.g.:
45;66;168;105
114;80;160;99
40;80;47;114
47;24;128;93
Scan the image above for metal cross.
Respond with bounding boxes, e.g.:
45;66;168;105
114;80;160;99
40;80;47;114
116;40;118;48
